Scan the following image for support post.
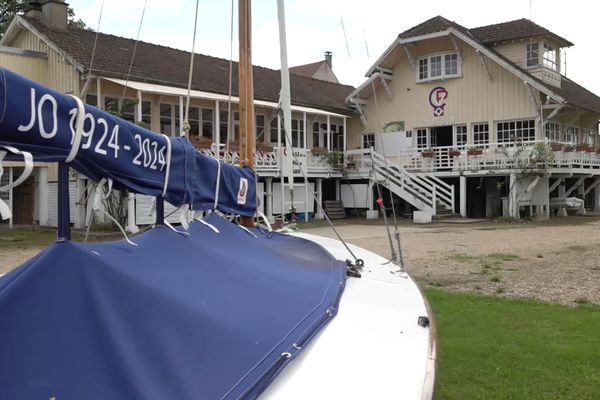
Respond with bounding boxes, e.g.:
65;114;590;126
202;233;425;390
303;112;307;149
326;115;331;151
343;117;347;152
126;191;139;233
57;163;71;241
214;100;220;145
155;197;165;226
136;90;143;124
335;179;340;201
74;176;86;229
459;175;467;217
265;177;273;222
178;96;184;136
304;178;309;222
96;77;102;109
315;178;324;219
594;185;600;212
509;173;518;219
8;167;13;228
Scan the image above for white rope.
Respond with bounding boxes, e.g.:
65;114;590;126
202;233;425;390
118;0;148;116
195;217;220;233
0;146;33;191
160;134;172;197
182;0;201;137
238;224;257;238
179;203;190;230
226;0;235;152
164;220;190;237
66;95;85;163
213;159;222;209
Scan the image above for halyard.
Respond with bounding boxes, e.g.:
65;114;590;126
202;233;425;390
1;217;599;398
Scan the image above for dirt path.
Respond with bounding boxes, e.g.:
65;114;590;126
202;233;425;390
303;219;600;306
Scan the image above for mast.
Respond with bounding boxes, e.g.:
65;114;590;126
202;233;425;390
238;0;255;227
276;0;295;216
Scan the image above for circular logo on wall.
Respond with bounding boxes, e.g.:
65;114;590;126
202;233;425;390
429;87;448;117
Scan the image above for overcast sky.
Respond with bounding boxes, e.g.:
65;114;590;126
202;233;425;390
68;0;600;94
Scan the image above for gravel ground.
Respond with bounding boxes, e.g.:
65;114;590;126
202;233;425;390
303;218;600;306
2;218;600;306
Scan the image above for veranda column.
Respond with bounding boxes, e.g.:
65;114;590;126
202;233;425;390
459;175;467;217
126;191;139;234
335;179;340;201
265;177;273;222
577;181;586;215
315;178;324;220
509;173;518;219
594;185;600;212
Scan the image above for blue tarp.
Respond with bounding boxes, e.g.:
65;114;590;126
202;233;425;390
0;68;256;216
0;214;346;399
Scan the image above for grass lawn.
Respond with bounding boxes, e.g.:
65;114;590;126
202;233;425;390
426;289;600;399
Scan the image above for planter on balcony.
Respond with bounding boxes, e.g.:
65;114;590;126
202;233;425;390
563;146;575;153
421;151;435;158
550;143;564;151
467;148;483;156
448;150;461;157
575;144;589;152
586;147;596;153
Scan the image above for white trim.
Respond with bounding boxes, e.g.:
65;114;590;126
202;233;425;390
102;77;347;118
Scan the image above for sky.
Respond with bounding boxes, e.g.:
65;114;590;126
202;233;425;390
68;0;600;94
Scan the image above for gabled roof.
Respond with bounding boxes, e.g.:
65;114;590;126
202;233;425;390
398;15;471;40
470;18;573;47
16;17;354;115
290;60;326;78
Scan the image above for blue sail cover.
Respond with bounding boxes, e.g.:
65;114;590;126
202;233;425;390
0;214;346;399
0;68;256;216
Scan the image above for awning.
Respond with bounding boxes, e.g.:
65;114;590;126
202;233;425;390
101;77;347;118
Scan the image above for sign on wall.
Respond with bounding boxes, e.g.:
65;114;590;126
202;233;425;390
429;87;448;117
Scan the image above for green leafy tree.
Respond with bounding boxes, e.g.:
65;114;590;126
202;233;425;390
0;0;87;40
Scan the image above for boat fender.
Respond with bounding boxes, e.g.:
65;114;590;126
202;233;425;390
418;316;430;328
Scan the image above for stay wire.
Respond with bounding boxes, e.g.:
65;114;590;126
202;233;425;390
279;112;361;264
183;0;201;137
79;0;104;98
118;0;148;116
226;0;235;153
370;79;405;268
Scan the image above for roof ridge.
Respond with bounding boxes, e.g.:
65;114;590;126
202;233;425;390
470;17;532;30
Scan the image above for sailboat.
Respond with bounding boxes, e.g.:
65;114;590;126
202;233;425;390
0;1;435;399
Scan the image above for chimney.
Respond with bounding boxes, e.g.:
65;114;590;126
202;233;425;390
41;0;69;31
25;1;43;20
324;51;332;68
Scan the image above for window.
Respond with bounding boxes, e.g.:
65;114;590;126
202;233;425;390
565;126;579;144
496;119;536;143
418;58;428;80
201;108;213;139
233;112;240;141
416;128;428;149
255;115;266;142
472;123;489;145
455;125;467;146
363;133;375;149
219;110;229;144
417;52;461;81
543;43;557;70
271;118;280;144
444;53;458;75
160;103;173;135
430;55;442;78
291;119;304;148
526;43;539;67
187;107;200;137
545;122;560;142
587;130;597;146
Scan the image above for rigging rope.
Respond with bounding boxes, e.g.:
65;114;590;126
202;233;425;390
79;0;104;98
370;80;405;268
118;0;148;117
182;0;201;138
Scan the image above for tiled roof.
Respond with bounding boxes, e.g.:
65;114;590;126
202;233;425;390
398;15;472;40
470;18;573;47
21;17;354;115
289;60;325;78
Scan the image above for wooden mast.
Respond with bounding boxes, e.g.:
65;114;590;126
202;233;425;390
238;0;255;227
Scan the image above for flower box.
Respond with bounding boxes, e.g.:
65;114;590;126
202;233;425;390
575;144;589;152
563;146;575;153
421;151;435;158
467;148;483;156
550;143;563;151
448;150;461;157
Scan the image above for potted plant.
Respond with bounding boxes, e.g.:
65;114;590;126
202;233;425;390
421;149;435;158
448;148;461;157
586;145;596;153
550;142;564;151
467;147;483;156
575;143;588;152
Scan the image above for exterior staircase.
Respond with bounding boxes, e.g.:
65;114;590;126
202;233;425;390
356;149;455;217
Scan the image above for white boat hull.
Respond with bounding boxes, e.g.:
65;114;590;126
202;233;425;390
261;233;436;399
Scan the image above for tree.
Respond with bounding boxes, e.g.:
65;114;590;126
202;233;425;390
0;0;87;40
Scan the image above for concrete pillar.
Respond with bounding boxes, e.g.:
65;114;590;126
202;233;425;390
335;179;340;201
577;181;586;215
594;185;600;212
459;175;467;217
38;167;48;226
315;178;324;219
126;192;139;233
265;177;273;222
509;173;519;219
73;177;87;229
558;182;566;198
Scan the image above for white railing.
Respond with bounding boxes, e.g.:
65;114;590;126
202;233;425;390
394;141;600;173
346;148;455;214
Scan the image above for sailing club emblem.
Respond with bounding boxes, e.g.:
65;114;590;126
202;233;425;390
429;87;448;117
237;177;248;205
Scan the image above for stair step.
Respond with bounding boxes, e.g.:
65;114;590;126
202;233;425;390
323;200;346;219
